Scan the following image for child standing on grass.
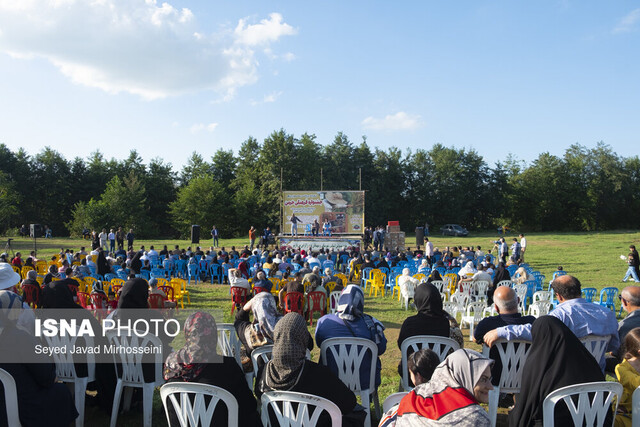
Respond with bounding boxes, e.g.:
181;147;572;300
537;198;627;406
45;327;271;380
623;253;640;282
615;328;640;427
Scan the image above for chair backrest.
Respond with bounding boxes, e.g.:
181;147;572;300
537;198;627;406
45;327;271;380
320;337;377;393
0;368;22;427
450;291;469;308
217;323;242;366
382;392;408;413
76;291;91;309
466;301;486;321
329;291;341;314
251;345;274;376
399;335;461;391
632;385;640;427
482;339;531;393
430;280;446;294
43;330;96;381
105;330;163;385
148;293;166;309
581;287;597;303
542;381;622;427
159;285;175;301
533;291;551;303
160;383;239;427
579;335;610;365
284;291;305;315
529;301;552;317
495;280;513;288
307;291;327;312
230;286;249;305
21;283;40;308
261;391;341;427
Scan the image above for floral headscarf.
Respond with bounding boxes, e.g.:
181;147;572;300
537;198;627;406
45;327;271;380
164;312;219;381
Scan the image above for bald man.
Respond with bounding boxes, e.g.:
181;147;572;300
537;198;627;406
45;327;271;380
618;286;640;348
474;286;535;386
484;275;619;371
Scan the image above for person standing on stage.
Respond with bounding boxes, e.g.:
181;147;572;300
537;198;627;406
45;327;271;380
290;214;302;236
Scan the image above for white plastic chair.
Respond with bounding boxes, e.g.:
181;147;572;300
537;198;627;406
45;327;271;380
382;392;408;413
495;280;513;288
461;301;486;341
399;336;460;391
329;291;342;314
632;385;640;427
579;335;610;366
483;305;498;318
43;333;96;427
482;339;532;427
160;382;239;427
528;301;552;317
217;323;242;367
430;280;446;297
0;368;22;427
471;280;490;303
533;290;551;303
261;390;341;427
246;345;274;389
106;331;165;427
449;291;469;320
320;337;380;426
542;381;622;426
513;283;528;312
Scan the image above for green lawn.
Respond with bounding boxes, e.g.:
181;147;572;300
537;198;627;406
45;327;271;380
5;230;639;426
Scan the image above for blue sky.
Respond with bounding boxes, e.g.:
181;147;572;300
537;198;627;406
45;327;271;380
0;1;638;170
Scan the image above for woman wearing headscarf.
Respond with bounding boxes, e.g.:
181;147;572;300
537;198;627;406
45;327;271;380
426;270;443;284
513;266;533;285
398;268;420;306
129;250;143;275
96;250;111;277
395;349;494;426
458;261;477;280
508;316;608;427
234;291;282;356
164;312;260;427
256;313;363;427
489;262;511;303
0;290;79;427
315;285;387;390
418;259;430;274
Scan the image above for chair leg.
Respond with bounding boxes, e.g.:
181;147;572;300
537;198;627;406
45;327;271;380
372;390;381;418
360;391;371;427
143;383;154;427
123;387;133;411
110;381;124;427
488;386;500;427
74;379;88;427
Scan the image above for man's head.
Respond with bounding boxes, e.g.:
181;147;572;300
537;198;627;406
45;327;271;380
519;233;524;238
312;266;320;275
621;286;640;312
324;267;332;276
512;238;518;243
493;286;519;314
550;275;581;301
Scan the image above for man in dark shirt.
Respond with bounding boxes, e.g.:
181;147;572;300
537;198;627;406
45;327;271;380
361;254;376;271
473;286;535;385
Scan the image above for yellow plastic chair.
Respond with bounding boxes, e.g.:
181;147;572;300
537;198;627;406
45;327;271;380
35;260;48;275
369;274;386;297
12;265;21;275
325;281;337;294
391;275;402;300
413;273;426;282
21;266;35;279
444;273;459;295
269;278;281;295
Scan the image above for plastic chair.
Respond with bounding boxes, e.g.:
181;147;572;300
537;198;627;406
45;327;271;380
382;392;408;413
598;287;619;311
528;301;552;317
482;339;532;427
0;368;22;427
187;264;199;285
495;280;513;288
160;383;239;427
579;335;610;366
90;293;109;320
230;287;249;314
369;272;386;297
245;345;274;388
399;336;460;391
307;291;327;326
513;283;528;312
148;293;167;309
42;331;96;427
284;291;305;315
21;283;40;308
76;291;91;309
261;391;341;427
329;291;342;314
106;331;164;427
217;323;242;367
320;337;380;427
631;385;640;427
542;381;622;427
461;301;487;341
471;280;490;303
208;263;222;283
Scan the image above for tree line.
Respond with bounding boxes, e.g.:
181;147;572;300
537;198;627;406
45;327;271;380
0;131;638;238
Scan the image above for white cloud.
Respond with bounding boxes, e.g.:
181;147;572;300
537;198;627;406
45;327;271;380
613;8;640;34
0;1;296;100
250;91;282;105
190;122;218;133
361;111;424;131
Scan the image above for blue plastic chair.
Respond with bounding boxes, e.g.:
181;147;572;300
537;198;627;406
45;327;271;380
174;260;187;279
304;224;312;236
187;263;199;285
361;267;374;289
581;287;597;303
209;264;223;284
598;287;619;311
116;269;128;280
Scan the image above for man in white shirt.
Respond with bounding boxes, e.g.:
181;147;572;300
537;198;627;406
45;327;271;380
108;229;116;253
519;234;527;261
306;252;321;266
425;238;434;264
228;268;250;290
147;246;159;258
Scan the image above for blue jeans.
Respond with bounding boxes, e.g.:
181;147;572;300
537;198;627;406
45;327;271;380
110;240;115;253
291;223;298;236
623;266;640;282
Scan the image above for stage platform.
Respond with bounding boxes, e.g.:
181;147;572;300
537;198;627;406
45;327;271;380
278;234;361;251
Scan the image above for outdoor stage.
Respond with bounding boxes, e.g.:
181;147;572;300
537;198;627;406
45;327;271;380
278;234;361;251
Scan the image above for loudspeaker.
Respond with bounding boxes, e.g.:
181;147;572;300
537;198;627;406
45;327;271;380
415;227;424;247
30;224;43;238
191;225;200;244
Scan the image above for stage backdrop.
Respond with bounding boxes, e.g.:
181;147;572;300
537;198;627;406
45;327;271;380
283;191;365;234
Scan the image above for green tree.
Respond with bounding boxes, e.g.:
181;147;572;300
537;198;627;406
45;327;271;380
169;176;228;238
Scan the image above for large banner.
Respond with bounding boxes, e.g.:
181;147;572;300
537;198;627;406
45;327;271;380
283;191;365;234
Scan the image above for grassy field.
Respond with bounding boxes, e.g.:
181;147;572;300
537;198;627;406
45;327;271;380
4;230;639;426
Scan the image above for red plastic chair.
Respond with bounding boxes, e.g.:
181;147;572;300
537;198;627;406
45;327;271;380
21;284;40;308
307;291;327;326
284;291;305;315
254;286;269;295
148;293;166;309
159;285;178;311
76;292;91;309
230;286;250;314
90;293;109;320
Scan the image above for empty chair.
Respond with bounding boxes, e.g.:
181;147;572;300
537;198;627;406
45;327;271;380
217;323;242;366
261;391;341;427
582;287;597;303
245;344;274;389
461;301;486;341
542;382;621;427
160;383;239;427
528;301;552;317
598;287;619;311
